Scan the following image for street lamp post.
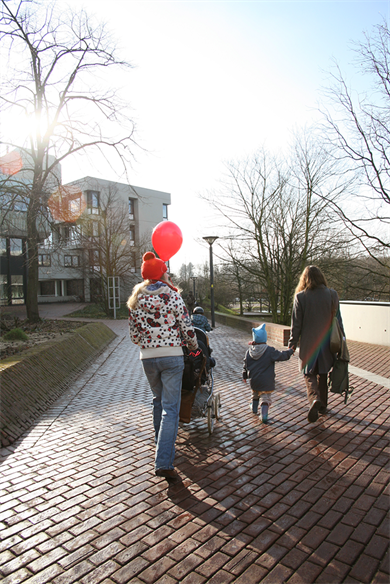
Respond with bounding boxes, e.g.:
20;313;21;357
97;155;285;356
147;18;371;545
191;276;197;300
203;236;218;328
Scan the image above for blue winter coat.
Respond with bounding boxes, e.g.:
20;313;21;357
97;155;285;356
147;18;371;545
243;344;293;392
191;313;211;332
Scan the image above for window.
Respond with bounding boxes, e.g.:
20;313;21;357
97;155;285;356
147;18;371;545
10;238;23;256
87;190;100;214
0;274;7;304
130;251;136;273
92;221;99;237
42;233;53;248
129;198;135;220
89;249;100;271
38;254;51;267
163;203;168;220
51;228;60;245
13;197;28;212
67;279;84;297
11;275;24;303
86;220;99;238
0;238;6;255
0;193;27;211
69;197;82;216
65;255;79;267
61;225;79;245
40;280;55;296
129;226;135;246
62;226;73;243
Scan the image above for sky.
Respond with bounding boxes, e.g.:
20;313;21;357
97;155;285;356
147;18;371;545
3;0;389;273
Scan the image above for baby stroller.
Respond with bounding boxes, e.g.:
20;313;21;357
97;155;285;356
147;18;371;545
180;327;220;434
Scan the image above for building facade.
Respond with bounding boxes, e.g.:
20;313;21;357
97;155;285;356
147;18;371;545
1;155;171;305
0;150;59;305
37;176;171;304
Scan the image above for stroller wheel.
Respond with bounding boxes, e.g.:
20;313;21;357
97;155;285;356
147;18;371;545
207;397;215;435
214;393;221;420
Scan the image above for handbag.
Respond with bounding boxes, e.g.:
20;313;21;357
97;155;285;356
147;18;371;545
328;338;354;404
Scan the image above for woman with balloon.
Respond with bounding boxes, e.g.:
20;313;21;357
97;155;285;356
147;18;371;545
127;222;198;483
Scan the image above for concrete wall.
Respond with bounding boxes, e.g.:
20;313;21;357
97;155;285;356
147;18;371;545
0;322;116;447
208;311;290;346
210;302;390;347
340;301;390;347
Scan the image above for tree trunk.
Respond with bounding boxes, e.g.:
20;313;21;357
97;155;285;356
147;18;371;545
25;198;40;322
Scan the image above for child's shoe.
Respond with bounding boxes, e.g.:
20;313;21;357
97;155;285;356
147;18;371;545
261;403;269;423
251;399;259;414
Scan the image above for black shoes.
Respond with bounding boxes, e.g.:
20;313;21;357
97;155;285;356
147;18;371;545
155;469;180;483
308;400;321;423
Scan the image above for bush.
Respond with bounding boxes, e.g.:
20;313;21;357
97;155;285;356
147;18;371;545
3;328;29;341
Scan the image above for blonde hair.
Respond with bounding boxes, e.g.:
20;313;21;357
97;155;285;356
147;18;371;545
127;274;183;310
295;265;328;295
127;280;152;310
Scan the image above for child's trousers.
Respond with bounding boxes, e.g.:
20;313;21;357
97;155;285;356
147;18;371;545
252;390;273;405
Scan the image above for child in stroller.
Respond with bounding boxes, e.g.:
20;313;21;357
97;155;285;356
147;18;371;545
191;306;211;333
180;327;219;433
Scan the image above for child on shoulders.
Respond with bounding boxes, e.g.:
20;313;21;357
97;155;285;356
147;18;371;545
243;323;294;423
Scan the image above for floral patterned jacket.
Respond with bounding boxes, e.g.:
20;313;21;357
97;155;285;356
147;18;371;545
128;281;198;359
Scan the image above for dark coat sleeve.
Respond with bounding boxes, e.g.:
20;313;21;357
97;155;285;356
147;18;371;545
270;347;294;361
243;351;249;379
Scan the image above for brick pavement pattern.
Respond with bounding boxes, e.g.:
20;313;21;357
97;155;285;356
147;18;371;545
1;320;389;584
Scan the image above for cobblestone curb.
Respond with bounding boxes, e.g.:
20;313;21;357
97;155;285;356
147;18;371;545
0;323;116;447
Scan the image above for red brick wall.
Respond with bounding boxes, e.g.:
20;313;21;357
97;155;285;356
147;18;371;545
207;312;290;346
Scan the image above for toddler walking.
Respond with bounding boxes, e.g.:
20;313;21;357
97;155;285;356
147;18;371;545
243;324;294;423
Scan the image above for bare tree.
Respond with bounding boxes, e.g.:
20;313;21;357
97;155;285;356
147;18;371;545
75;185;147;314
0;0;136;321
204;141;349;325
176;263;195;297
218;242;262;315
35;182;148;313
320;22;390;261
322;253;390;301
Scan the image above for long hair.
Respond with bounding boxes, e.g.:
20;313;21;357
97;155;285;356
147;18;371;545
127;280;152;310
126;278;182;310
295;265;328;295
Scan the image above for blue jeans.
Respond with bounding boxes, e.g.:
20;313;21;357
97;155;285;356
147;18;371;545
142;356;184;471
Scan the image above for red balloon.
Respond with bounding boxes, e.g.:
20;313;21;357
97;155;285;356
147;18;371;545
152;221;183;261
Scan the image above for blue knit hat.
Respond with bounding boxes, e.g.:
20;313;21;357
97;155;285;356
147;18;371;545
252;323;267;343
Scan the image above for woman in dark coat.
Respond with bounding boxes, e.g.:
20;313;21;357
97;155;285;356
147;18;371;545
288;265;345;423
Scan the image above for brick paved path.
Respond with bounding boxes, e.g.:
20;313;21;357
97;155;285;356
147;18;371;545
1;321;389;584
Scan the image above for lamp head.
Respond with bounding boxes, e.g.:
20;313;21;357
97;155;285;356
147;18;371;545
203;236;218;246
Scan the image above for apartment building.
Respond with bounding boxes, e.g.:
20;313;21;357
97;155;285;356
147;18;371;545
0;150;59;305
37;176;171;303
1;152;171;305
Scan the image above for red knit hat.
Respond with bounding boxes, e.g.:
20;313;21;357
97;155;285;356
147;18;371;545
141;251;167;281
